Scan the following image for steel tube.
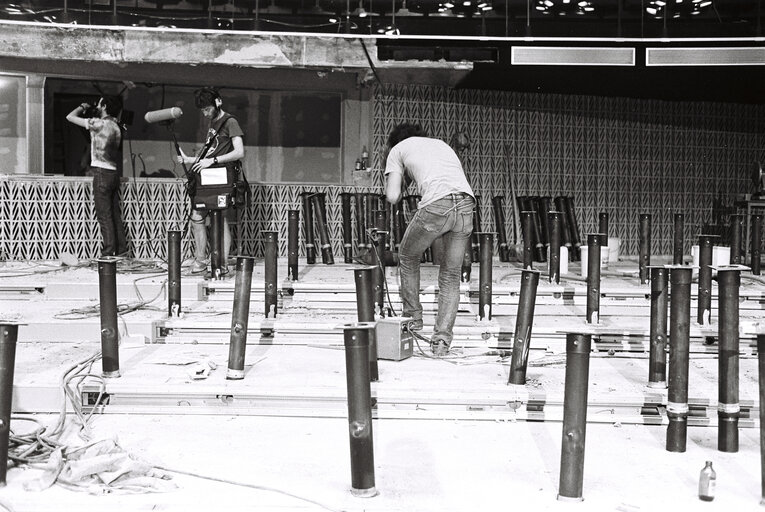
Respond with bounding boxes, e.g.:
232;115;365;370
586;234;601;324
471;195;482;262
717;266;741;452
667;266;692;453
639;214;651;284
461;236;472;283
98;258;120;378
757;334;765;504
557;332;592;502
529;197;546;262
354;267;379;382
538;196;552;251
340;193;354;263
343;324;377;498
355;192;367;254
730;214;744;264
167;230;182;318
479;232;494;320
210;209;224;280
288;210;299;281
508;269;541;385
554;196;573;260
301;192;316;264
264;231;278;318
598;212;609;246
697;234;717;325
0;324;17;486
673;213;685;265
521;211;534;269
648;266;669;388
548;211;562;284
492;196;510;262
312;193;334;265
564;196;582;261
227;256;255;380
752;214;762;275
392;201;405;253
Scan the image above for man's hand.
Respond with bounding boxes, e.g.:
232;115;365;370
191;158;215;173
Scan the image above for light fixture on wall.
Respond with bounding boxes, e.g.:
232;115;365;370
534;0;594;15
646;0;713;18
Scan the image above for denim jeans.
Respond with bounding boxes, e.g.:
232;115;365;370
398;193;474;345
92;167;127;257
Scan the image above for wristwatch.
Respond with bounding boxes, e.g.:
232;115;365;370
213;156;219;165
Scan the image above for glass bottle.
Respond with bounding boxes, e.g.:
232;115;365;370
698;461;716;502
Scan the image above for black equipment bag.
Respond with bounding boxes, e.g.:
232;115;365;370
191;114;240;210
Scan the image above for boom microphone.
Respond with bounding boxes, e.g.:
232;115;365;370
144;107;183;124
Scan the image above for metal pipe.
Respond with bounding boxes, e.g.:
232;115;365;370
538;196;552;251
167;230;182;318
343;323;377;498
598;212;609;247
508;269;541;385
340;193;354;263
312;193;334;265
639;213;651;284
355;192;367;254
97;258;120;378
521;211;534;269
288;210;299;281
586;234;601;324
530;197;546;262
752;214;762;275
554;196;573;260
667;266;692;453
548;211;562;284
392;200;405;253
757;334;765;504
210;209;224;280
673;213;684;265
478;232;494;320
697;234;717;325
565;196;582;261
372;211;387;319
301;192;316;264
648;266;669;388
354;266;379;382
264;231;278;318
461;238;472;283
492;196;510;262
557;332;592;502
0;324;17;486
717;265;741;453
471;194;482;262
227;256;255;380
730;214;744;264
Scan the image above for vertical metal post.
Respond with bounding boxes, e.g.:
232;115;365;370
586;234;601;324
392;201;405;254
98;258;120;378
529;197;546;262
343;323;377;498
752;214;762;275
697;234;717;325
264;231;278;318
667;266;692;452
340;193;354;263
167;230;182;318
730;214;744;264
227;256;255;380
301;192;316;264
548;211;562;284
598;212;609;247
372;211;387;319
564;196;582;261
0;324;17;486
673;213;684;265
354;267;379;382
508;269;541;385
210;209;224;280
757;334;765;504
355;192;367;255
312;193;334;265
538;196;552;256
461;238;472;283
471;195;482;262
557;332;592;502
479;232;494;320
288;210;299;281
717;265;741;453
639;213;651;284
648;266;668;388
521;211;534;269
492;196;510;262
554;196;573;260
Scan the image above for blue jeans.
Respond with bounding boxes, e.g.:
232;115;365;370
92;167;127;257
398;193;474;345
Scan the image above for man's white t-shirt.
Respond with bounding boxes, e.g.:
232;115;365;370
384;136;474;208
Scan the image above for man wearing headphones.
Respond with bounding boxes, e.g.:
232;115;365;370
176;88;245;274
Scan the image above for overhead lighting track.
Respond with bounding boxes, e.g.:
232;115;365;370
511;46;635;66
646;47;765;66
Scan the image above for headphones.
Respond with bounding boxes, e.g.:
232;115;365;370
194;87;222;109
